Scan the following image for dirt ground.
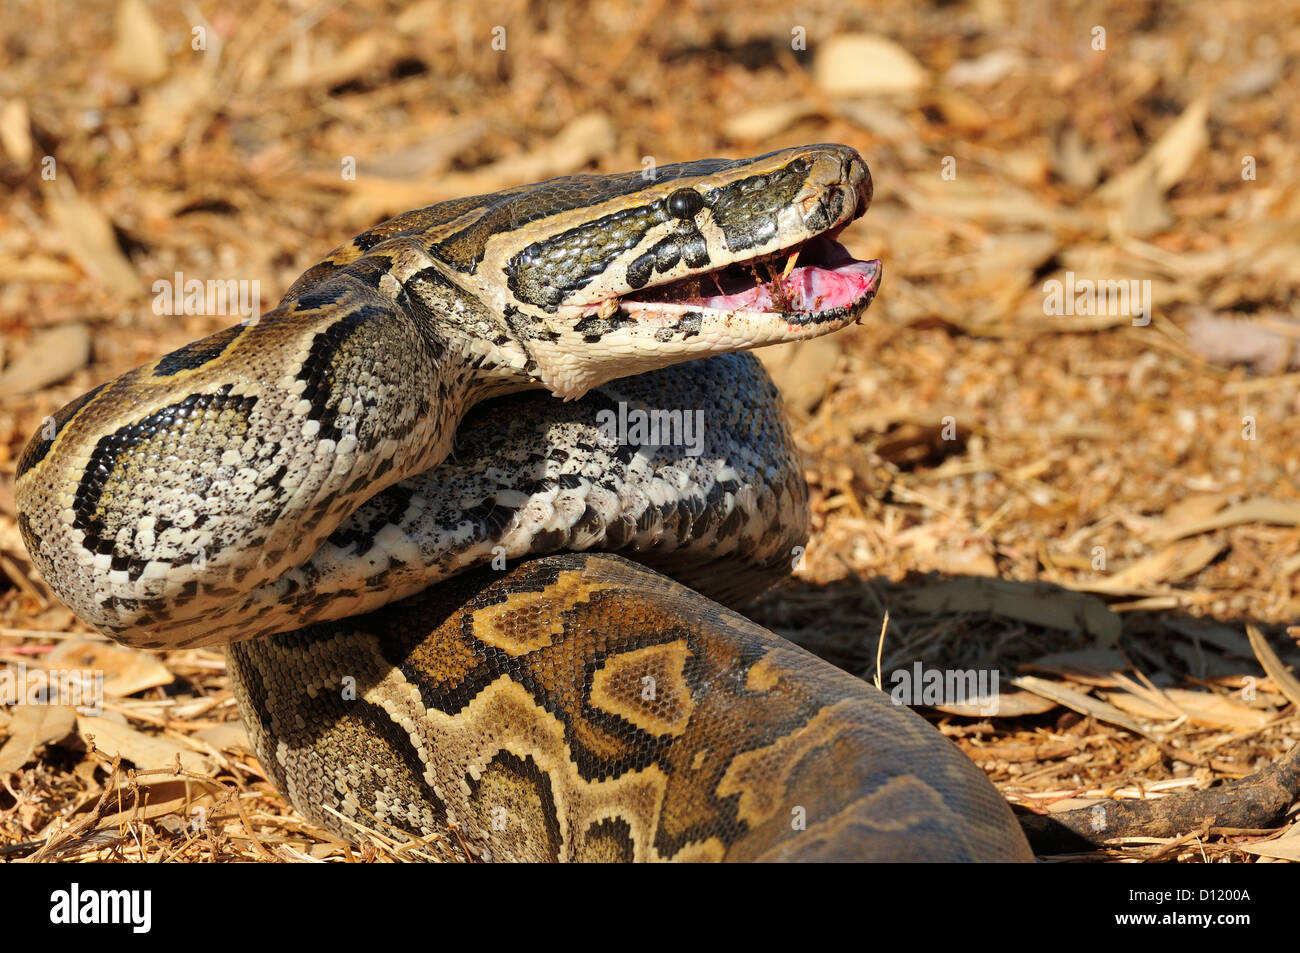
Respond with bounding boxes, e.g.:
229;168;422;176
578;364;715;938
1;0;1298;862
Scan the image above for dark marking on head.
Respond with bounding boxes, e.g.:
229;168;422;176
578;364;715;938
505;204;662;311
625;250;655;290
707;161;811;253
680;233;710;269
573;311;634;341
153;324;244;377
652;239;681;273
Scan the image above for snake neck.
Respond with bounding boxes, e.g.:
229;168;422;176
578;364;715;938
15;143;881;650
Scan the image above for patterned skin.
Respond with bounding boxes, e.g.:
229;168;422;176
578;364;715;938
230;553;1033;862
16;144;1033;860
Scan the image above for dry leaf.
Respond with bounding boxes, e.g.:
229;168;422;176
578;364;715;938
1011;675;1156;739
814;34;929;97
1098;96;1209;204
0;252;80;284
899;577;1122;644
1184;312;1300;374
0;323;91;397
1238;824;1300;861
45;640;174;698
362;118;489;180
94;780;220;831
1104;688;1269;729
137;69;217;161
1109;165;1174;237
1084;537;1224;593
1155;499;1300;542
0;705;78;774
945;49;1024;87
44;180;143;296
1052;128;1101;189
756;335;840;413
196;721;250;751
340;113;616;220
111;0;169;85
722;101;818;141
0;98;33;165
77;715;216;777
934;690;1057;718
277;34;384;90
1247;624;1300;707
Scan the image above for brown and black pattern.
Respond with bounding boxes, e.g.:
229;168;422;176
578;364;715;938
229;553;1033;862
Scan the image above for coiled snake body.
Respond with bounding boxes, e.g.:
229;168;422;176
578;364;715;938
16;144;1033;861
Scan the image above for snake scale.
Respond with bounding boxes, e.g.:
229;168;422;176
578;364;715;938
15;143;1034;861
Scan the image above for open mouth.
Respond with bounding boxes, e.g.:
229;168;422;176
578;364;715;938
615;230;881;321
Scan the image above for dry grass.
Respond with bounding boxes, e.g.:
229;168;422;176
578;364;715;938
1;0;1299;862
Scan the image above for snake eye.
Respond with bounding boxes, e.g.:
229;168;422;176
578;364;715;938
666;188;704;219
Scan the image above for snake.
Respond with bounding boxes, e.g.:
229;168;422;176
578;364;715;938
14;143;1034;861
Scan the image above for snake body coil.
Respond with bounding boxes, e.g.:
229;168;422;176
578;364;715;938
16;144;1034;861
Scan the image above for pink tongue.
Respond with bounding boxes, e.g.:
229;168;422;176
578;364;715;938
690;260;881;313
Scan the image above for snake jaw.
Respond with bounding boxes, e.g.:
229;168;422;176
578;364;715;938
560;144;879;351
541;146;878;400
614;234;881;325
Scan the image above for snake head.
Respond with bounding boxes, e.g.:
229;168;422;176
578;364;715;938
461;143;881;399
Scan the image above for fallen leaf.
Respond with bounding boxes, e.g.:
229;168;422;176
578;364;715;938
339;113;616;220
755;334;840;413
45;640;174;698
196;721;250;752
1098;96;1209;204
814;34;929;97
1052;127;1101;189
0;253;81;284
945;49;1025;87
1104;687;1270;729
1238;825;1300;861
899;577;1122;644
111;0;169;86
1247;624;1300;708
44;180;143;296
0;98;32;165
1011;675;1157;739
276;34;383;90
0;323;91;397
934;690;1057;718
77;714;216;777
0;705;78;774
722;101;818;141
1155;498;1300;542
1184;311;1300;374
1084;537;1224;593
